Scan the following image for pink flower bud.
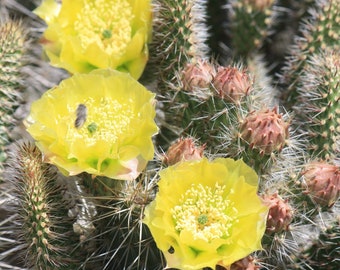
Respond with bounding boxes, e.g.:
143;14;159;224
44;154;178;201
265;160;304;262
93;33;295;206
212;66;252;103
240;107;289;155
261;193;293;234
163;138;204;166
302;161;340;207
182;60;216;91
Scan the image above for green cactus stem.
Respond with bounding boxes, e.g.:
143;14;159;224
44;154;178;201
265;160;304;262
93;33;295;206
280;0;340;107
4;142;81;269
294;49;340;160
0;19;27;176
147;0;211;148
293;214;340;269
225;0;276;60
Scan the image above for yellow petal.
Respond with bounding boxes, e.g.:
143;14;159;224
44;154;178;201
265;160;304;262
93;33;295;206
25;69;158;180
143;158;269;269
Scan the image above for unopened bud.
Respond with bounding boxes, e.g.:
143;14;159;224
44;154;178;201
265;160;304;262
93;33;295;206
240;107;289;155
163;138;204;166
261;193;293;234
182;60;216;91
212;66;252;103
302;161;340;207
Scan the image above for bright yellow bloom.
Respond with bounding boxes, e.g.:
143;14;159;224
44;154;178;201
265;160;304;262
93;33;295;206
34;0;152;79
25;69;158;180
143;158;268;269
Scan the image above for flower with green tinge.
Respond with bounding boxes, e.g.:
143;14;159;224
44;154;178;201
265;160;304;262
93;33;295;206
34;0;152;79
143;158;268;270
25;69;158;180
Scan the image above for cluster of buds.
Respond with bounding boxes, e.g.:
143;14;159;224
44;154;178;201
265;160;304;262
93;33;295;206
261;192;293;234
163;137;204;166
181;60;253;103
239;107;290;155
302;161;340;207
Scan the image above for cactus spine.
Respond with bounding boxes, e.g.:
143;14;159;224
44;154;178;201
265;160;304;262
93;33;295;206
4;142;81;269
0;20;26;176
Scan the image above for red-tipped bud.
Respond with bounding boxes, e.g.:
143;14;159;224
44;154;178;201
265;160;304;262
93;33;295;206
182;60;216;91
261;193;293;234
212;66;252;103
302;161;340;207
163;138;204;166
240;107;289;155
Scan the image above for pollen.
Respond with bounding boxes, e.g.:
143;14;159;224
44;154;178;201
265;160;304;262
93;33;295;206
67;97;134;145
172;183;238;242
74;0;133;55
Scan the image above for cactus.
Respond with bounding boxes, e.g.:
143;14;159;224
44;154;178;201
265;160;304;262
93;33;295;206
280;0;340;107
2;141;82;269
223;0;276;60
0;0;340;269
297;216;340;269
79;169;164;269
0;19;27;176
147;0;211;147
294;49;340;160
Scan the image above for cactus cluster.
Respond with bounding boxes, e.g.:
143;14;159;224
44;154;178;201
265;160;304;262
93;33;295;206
0;0;339;270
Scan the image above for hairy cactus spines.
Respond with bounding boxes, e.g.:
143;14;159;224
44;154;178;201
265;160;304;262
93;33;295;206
224;0;276;60
0;19;27;176
294;49;340;159
292;211;340;270
280;0;340;106
149;0;211;148
302;160;340;208
4;142;81;269
81;171;164;270
151;0;210;86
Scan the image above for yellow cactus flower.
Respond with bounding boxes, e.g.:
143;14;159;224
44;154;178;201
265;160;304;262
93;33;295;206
25;69;158;180
34;0;152;79
143;158;268;270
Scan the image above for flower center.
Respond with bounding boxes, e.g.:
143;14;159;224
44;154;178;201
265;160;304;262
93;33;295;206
67;97;134;145
74;0;133;55
172;183;238;242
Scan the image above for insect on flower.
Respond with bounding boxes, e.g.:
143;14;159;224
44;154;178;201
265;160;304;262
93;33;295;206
75;104;87;128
